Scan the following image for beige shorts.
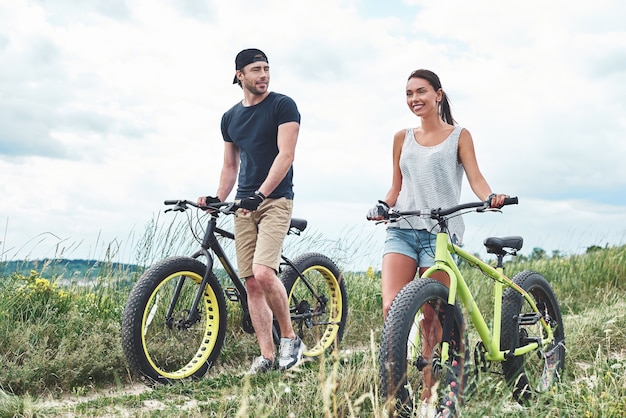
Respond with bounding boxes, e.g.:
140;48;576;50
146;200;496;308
234;197;293;278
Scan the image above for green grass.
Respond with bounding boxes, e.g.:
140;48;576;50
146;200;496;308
1;243;625;417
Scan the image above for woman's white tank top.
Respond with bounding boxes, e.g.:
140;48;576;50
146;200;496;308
393;125;465;243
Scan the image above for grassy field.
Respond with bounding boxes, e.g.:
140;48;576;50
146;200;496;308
0;243;625;417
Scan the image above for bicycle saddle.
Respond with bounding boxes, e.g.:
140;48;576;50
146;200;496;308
290;218;308;233
483;236;523;255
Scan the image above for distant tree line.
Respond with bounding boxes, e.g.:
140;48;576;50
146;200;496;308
516;245;607;261
0;258;142;281
0;244;612;282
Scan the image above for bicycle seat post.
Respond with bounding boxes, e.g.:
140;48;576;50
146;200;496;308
495;254;505;270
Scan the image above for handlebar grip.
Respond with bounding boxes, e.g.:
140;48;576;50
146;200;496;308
504;197;518;205
164;200;180;205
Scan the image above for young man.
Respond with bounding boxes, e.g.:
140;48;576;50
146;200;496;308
198;48;304;374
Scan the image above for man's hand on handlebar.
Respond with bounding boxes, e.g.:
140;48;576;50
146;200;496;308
366;200;390;221
238;191;266;211
197;195;221;212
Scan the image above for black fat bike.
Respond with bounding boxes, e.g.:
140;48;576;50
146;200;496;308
121;199;348;384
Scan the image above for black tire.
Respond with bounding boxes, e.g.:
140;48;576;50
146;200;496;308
280;252;348;357
121;256;227;384
501;270;565;402
380;278;467;417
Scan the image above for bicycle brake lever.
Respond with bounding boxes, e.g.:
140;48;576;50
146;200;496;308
219;202;240;214
386;211;400;222
165;204;186;213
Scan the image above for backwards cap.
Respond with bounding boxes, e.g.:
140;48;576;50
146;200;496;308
232;48;269;84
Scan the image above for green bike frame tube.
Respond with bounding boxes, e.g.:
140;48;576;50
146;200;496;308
421;232;554;363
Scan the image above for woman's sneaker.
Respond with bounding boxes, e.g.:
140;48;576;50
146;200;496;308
246;355;274;375
278;336;306;371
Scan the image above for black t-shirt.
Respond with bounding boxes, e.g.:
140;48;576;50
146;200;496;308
221;92;301;199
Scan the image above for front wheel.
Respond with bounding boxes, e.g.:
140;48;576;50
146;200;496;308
121;256;227;384
280;252;348;357
501;270;565;402
380;278;467;418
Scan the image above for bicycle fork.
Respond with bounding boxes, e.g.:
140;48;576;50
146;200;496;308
421;233;461;365
165;249;215;330
165;271;211;329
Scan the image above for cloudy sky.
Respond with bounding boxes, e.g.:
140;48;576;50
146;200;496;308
1;0;625;271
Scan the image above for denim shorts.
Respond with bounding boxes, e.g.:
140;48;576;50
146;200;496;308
383;227;437;268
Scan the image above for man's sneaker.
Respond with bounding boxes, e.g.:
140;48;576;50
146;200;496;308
278;336;306;371
246;355;274;375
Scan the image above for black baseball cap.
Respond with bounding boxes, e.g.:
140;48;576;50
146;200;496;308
232;48;269;84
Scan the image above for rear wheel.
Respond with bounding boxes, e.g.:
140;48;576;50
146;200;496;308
380;278;467;417
280;252;347;357
501;270;565;402
121;256;227;384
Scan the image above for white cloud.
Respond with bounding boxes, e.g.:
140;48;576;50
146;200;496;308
1;0;625;270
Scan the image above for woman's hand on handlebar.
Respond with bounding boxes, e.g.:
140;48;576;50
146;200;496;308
366;200;390;221
488;193;510;209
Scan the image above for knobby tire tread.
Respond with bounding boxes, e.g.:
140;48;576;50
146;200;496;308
121;256;227;384
280;252;348;355
500;270;565;402
380;278;466;417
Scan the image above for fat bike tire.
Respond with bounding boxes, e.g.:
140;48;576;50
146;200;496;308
121;256;227;385
501;270;565;402
380;278;467;417
280;252;348;357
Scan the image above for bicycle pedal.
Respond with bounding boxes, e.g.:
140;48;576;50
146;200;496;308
517;313;541;325
224;287;240;302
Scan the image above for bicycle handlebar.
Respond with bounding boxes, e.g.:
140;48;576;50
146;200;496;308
387;196;518;221
163;199;240;214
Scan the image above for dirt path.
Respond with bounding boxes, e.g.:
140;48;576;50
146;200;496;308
35;383;153;416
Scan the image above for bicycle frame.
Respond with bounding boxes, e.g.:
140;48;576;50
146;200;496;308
172;205;327;341
420;230;556;364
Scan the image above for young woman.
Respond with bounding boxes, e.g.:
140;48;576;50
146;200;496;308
367;69;508;318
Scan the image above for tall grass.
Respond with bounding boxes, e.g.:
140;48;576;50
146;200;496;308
0;226;625;416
